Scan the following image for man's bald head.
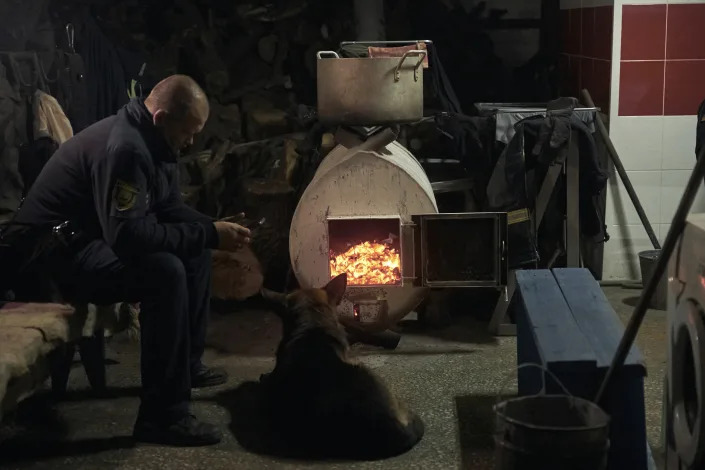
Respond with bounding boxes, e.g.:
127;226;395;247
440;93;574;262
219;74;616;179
144;74;210;153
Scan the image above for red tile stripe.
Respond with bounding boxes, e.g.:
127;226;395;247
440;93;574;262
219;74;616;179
619;3;705;116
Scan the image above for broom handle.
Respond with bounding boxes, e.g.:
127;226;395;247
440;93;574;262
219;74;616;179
581;89;661;250
495;363;574;409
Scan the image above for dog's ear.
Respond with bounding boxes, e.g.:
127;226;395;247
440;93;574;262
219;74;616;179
260;288;287;314
323;273;347;306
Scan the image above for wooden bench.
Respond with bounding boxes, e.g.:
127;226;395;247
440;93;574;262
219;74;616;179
514;268;648;470
0;302;135;421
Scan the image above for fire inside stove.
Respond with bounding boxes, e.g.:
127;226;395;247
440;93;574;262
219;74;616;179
327;217;402;286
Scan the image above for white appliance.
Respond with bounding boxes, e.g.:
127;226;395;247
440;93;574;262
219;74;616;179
665;213;705;469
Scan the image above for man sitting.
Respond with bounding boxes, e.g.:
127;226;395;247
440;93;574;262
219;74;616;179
12;74;250;446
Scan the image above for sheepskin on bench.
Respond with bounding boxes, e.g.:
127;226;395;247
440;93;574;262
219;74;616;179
0;301;138;421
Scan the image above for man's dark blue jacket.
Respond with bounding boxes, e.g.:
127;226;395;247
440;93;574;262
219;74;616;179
14;98;219;259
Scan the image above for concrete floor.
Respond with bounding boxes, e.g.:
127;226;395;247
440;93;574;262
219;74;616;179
0;286;667;470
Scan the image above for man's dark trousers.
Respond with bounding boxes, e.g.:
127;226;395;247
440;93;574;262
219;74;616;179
54;239;211;422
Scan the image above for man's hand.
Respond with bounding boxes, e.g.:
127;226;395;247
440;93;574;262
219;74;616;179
213;221;251;252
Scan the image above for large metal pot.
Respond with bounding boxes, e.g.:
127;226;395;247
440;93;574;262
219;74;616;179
316;50;427;126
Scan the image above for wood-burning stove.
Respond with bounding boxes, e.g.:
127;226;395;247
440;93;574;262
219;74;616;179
289;127;508;331
294;42;509;332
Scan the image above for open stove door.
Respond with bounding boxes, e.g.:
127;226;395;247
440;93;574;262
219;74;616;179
405;212;508;288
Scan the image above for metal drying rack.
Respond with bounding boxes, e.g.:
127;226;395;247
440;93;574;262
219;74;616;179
484;102;601;336
337;39;434;57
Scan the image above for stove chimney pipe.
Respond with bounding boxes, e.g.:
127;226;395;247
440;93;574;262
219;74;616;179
354;0;386;41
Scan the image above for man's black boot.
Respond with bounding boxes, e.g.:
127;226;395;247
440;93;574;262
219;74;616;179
191;363;228;388
133;414;222;447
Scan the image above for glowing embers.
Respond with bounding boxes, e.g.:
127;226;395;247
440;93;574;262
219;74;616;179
327;217;402;287
330;240;401;286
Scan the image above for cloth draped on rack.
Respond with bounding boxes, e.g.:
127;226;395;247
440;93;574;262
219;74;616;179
521;113;608;242
486;122;537;268
35;90;73;144
20;90;74;193
485;98;608;269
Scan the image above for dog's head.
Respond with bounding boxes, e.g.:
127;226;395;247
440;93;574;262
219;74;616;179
260;273;347;333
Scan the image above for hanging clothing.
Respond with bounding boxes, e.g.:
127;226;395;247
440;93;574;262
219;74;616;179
52;50;90;133
77;11;144;124
0;61;23;223
485;98;608;269
0;52;50;222
35;90;73;144
18;90;74;193
520;113;608;239
486;124;537;268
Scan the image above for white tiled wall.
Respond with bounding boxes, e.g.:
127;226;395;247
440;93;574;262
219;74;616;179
604;152;705;279
608;117;664;171
603;0;705;280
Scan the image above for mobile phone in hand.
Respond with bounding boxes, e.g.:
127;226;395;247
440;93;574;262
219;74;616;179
249;217;266;236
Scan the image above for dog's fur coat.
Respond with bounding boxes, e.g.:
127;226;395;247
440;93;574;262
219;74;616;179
259;273;424;460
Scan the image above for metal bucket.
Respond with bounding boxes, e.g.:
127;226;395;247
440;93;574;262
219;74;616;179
638;249;667;310
494;364;611;470
316;50;426;126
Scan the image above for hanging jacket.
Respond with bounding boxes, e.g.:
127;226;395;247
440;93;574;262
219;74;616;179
519;113;608;240
0;61;22;223
486;124;537;268
485;102;609;268
0;52;50;222
77;11;143;124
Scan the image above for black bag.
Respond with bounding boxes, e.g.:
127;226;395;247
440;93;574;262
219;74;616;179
49;50;90;133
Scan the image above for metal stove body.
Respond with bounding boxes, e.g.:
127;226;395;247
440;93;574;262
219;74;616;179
298;42;509;330
289;126;508;330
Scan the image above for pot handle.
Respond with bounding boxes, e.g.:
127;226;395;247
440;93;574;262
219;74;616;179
394;50;427;82
316;51;340;59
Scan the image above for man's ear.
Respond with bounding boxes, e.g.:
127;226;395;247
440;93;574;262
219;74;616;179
323;273;347;306
152;109;168;127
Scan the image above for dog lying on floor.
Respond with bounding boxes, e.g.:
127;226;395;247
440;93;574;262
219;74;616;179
257;273;425;460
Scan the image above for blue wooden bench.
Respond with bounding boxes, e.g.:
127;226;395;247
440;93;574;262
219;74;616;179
514;268;648;470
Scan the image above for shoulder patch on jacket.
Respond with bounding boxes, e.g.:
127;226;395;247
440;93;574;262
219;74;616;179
113;180;140;211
